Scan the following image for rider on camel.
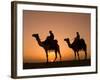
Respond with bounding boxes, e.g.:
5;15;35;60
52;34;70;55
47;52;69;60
74;32;80;45
49;30;54;40
44;30;55;45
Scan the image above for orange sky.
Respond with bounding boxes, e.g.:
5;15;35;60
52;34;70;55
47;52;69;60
23;10;91;63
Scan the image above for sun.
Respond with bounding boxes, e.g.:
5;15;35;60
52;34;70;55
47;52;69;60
50;59;54;62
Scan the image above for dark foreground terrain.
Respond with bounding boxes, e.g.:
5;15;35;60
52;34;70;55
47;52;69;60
23;59;90;69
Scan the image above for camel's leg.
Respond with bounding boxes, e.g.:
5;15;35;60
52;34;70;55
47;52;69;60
74;51;77;60
45;50;48;63
58;49;61;61
85;51;87;60
77;52;80;60
53;50;57;62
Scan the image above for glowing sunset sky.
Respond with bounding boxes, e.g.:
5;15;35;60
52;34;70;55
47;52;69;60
23;10;91;63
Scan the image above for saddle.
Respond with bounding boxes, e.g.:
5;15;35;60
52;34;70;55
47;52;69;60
72;38;85;49
44;36;58;48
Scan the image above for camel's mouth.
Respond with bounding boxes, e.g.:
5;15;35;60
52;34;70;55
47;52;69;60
64;38;69;41
32;34;34;37
64;39;66;41
32;34;38;37
64;38;67;41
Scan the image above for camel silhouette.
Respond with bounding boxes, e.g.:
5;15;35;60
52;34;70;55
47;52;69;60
64;38;87;60
32;34;61;63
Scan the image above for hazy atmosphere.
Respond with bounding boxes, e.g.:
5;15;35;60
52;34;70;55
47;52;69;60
23;10;91;63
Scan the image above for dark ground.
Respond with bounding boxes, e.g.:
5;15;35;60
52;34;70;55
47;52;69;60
23;59;91;69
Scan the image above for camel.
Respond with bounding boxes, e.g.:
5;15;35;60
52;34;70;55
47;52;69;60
64;38;87;60
32;34;61;63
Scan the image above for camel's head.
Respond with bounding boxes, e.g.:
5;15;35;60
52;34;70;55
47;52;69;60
64;38;71;47
32;34;39;37
64;38;69;42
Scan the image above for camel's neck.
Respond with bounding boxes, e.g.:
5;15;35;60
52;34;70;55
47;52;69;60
34;36;43;47
66;40;72;48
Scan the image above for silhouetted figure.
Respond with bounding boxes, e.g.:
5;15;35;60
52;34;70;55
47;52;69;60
76;32;80;39
32;33;61;63
45;30;54;45
64;35;87;60
49;30;54;40
74;32;80;46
